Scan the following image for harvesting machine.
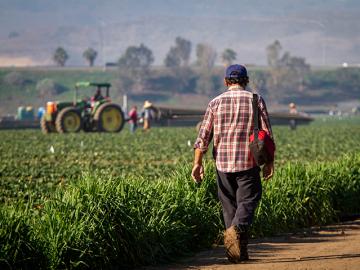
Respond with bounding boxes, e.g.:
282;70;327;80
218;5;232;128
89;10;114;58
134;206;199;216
40;82;125;133
145;105;314;129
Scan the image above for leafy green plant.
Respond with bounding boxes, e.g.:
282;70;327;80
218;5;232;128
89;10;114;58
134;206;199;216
0;119;360;268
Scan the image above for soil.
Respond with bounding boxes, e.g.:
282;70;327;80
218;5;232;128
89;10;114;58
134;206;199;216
145;219;360;270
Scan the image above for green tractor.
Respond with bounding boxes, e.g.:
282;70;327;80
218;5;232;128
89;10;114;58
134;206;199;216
41;82;125;134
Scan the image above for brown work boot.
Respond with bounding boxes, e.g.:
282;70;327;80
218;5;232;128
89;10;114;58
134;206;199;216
224;225;241;263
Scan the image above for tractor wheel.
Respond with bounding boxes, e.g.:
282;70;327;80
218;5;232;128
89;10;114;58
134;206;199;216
94;103;125;132
40;116;55;134
55;107;82;133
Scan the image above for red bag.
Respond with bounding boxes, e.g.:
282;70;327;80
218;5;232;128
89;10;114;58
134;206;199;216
249;130;275;164
249;94;275;166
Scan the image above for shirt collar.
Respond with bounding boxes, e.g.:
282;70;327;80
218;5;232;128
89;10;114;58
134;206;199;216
228;85;246;91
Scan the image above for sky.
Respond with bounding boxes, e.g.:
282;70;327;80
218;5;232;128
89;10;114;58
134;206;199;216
0;0;359;66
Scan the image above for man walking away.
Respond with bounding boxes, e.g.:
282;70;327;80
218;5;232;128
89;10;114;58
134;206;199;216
191;64;275;263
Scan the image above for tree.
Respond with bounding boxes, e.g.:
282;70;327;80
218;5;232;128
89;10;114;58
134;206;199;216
164;37;192;68
196;43;217;71
118;44;154;72
164;47;181;68
266;40;282;67
280;54;310;92
221;49;237;66
83;48;98;67
266;40;311;103
175;37;191;66
53;47;69;67
164;37;193;93
195;43;217;94
118;44;154;92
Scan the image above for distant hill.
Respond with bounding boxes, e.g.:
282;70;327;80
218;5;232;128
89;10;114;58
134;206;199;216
0;66;359;117
0;0;359;66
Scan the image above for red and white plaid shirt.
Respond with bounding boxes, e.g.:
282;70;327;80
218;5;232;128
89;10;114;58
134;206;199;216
194;85;274;173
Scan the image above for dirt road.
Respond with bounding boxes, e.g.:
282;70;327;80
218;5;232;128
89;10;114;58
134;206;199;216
148;219;360;270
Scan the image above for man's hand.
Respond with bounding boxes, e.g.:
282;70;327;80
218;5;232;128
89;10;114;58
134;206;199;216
192;148;204;183
263;161;274;180
191;163;204;183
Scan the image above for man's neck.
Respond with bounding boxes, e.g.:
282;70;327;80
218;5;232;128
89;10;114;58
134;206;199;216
228;84;246;90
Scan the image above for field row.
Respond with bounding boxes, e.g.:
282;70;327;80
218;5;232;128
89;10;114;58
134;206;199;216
1;153;360;269
1;119;360;268
1;120;360;203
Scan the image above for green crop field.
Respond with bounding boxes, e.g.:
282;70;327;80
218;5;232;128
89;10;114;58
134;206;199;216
1;117;360;269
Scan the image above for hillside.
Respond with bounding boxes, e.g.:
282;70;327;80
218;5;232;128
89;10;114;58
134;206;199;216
0;66;359;117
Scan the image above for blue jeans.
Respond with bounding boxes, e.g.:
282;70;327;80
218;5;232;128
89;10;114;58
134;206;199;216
129;123;137;133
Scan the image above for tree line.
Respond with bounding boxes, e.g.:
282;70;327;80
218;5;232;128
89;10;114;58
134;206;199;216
53;38;236;69
51;38;360;105
52;37;239;95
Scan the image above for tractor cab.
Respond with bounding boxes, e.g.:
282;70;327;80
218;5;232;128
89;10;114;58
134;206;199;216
74;82;111;109
41;82;125;134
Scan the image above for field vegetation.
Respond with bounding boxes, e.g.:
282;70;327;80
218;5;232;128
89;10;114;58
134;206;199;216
1;117;360;268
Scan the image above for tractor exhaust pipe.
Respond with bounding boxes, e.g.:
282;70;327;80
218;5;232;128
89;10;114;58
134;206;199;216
123;94;128;114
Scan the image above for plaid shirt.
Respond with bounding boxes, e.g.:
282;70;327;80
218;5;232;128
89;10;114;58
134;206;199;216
194;86;274;173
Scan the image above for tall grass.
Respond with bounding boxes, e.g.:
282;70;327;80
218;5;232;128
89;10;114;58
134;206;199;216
33;172;221;268
0;203;45;269
1;154;360;269
253;154;360;236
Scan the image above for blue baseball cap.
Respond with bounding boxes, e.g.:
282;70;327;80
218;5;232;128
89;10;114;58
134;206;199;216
225;64;248;78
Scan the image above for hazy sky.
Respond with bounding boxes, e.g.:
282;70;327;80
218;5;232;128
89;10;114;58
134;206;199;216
1;0;359;66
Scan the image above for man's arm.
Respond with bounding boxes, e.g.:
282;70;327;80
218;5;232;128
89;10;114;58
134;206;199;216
191;104;214;183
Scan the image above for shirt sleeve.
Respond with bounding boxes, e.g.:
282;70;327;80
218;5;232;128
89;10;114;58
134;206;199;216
258;96;274;140
194;103;214;153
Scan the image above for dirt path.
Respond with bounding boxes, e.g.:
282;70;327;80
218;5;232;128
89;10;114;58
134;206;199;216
147;219;360;270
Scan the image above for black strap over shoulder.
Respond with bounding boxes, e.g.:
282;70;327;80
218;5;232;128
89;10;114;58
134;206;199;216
252;93;259;142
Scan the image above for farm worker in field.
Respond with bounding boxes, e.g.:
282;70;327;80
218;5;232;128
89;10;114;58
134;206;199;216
289;102;297;130
192;64;275;263
91;88;104;102
128;105;138;133
289;102;297;114
142;100;153;131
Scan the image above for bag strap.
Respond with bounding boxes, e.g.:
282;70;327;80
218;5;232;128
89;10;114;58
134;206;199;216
252;93;259;142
